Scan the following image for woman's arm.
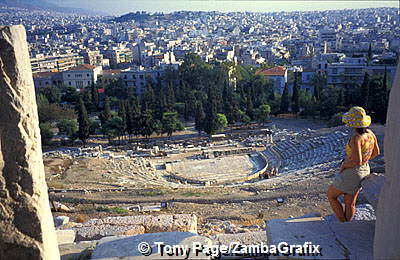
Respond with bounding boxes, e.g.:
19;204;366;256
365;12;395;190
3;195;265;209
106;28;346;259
341;135;363;171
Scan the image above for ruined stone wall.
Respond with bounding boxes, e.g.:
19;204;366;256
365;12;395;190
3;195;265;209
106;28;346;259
373;61;400;258
0;25;60;259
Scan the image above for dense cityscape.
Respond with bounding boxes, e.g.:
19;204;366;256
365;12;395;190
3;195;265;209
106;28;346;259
0;5;397;144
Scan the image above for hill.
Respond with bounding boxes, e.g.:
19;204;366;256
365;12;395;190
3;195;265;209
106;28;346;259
0;0;105;15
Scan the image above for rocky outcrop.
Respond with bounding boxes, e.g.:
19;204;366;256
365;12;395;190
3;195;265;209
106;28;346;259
0;25;60;259
360;173;384;210
61;214;198;241
374;61;400;258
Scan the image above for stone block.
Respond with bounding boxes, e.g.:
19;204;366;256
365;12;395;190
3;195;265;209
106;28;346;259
55;216;70;227
173;214;197;233
212;231;267;246
56;230;76;245
145;215;174;233
326;219;374;260
119;225;145;236
91;232;212;259
266;217;344;259
59;240;96;260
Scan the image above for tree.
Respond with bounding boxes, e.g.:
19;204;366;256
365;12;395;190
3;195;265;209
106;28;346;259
130;99;143;139
292;72;300;114
90;83;99;110
61;86;79;104
203;85;219;135
37;94;52;123
194;101;205;135
39;123;53;146
165;83;176;111
125;101;134;140
383;66;389;100
105;78;127;99
77;97;90;146
118;100;127;138
161;112;184;137
100;96;112;125
140;110;155;138
319;85;341;119
57;119;78;142
360;72;370;108
82;87;94;112
102;116;124;144
154;92;166;120
238;110;251;125
367;43;373;63
256;104;271;125
301;96;320;118
37;94;76;123
141;84;156;112
311;74;326;101
215;113;228;133
280;82;289;113
337;87;345;108
41;85;61;104
368;70;389;124
246;95;254;120
89;120;100;135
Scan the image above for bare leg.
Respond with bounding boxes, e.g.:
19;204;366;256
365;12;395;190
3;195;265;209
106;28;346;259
327;185;346;222
344;190;359;222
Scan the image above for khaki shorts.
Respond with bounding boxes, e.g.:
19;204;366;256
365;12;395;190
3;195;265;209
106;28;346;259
332;164;370;195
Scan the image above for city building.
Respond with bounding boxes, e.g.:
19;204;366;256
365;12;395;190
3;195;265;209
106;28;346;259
61;64;102;90
327;57;366;86
30;53;84;73
256;66;288;93
32;72;58;88
121;66;166;96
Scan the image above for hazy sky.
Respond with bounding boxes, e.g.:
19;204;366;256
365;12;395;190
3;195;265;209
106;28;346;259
51;0;398;15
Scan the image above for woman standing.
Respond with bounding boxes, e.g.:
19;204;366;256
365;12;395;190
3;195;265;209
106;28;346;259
327;106;380;222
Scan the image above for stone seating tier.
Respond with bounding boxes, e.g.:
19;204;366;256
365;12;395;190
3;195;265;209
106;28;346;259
263;130;349;173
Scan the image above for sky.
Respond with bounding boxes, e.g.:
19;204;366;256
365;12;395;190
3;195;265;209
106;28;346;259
51;0;398;16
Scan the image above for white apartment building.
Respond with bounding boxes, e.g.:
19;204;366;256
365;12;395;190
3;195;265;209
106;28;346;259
61;64;102;90
318;28;337;53
327;56;397;87
327;57;366;86
121;66;166;96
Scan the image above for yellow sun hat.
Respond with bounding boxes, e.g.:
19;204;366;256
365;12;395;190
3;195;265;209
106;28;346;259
342;106;371;128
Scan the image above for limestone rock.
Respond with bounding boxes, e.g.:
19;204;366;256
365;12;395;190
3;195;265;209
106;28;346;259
91;232;212;259
119;225;145;236
211;231;267;246
59;241;96;260
173;214;197;233
326;218;375;260
50;201;73;213
71;214;197;241
56;230;75;245
0;25;60;259
54;216;70;227
374;60;400;258
361;173;384;210
353;204;376;221
267;217;344;259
